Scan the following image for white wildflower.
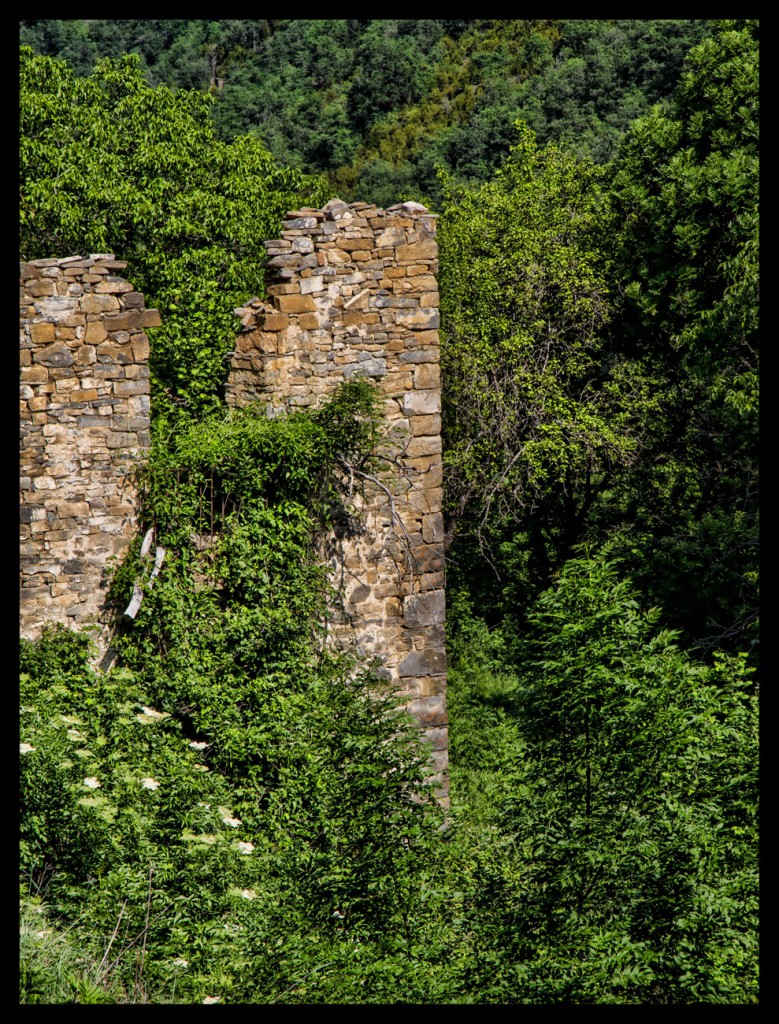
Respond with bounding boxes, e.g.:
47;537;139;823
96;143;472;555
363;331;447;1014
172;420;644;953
172;958;189;969
20;742;36;754
67;729;85;741
332;910;345;919
202;996;222;1004
141;777;160;790
240;889;257;900
236;841;255;855
189;740;208;750
136;706;170;724
83;777;101;789
222;816;242;828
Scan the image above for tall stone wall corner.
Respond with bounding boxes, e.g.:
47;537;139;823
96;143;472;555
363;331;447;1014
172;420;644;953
226;198;448;801
19;254;157;651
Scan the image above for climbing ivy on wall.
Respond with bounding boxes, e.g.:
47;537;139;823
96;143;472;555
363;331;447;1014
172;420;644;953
20;382;453;1004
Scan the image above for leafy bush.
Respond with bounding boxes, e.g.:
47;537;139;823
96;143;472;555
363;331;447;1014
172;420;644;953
20;385;460;1004
448;557;758;1003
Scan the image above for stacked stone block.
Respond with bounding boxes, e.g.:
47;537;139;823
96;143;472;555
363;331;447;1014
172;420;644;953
19;255;158;642
226;198;448;799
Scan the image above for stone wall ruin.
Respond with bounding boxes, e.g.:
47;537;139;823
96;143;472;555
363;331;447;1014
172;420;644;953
227;198;448;797
19;198;448;799
19;255;157;643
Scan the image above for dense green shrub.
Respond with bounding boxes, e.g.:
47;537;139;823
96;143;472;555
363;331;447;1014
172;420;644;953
446;558;758;1004
20;386;455;1004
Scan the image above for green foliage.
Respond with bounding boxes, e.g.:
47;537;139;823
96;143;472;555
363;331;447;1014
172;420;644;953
445;595;522;827
19;45;328;416
20;898;122;1003
18;19;758;1005
438;123;659;619
446;559;758;1003
20;20;712;209
599;20;759;652
20;388;455;1004
514;20;712;163
436;20;757;656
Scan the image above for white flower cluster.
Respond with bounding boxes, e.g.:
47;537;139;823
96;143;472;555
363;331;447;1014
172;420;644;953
136;706;170;724
219;806;242;828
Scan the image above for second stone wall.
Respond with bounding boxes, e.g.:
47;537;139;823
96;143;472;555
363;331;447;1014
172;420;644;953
226;198;448;798
20;254;158;645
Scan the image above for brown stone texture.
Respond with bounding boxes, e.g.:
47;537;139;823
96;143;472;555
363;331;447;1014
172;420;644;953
19;203;448;802
19;254;157;648
226;198;448;802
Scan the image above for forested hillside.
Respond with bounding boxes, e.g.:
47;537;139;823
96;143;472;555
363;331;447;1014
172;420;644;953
21;19;711;206
19;20;758;1004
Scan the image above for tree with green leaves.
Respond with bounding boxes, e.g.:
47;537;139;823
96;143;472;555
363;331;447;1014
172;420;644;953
601;19;759;653
438;123;659;617
20;20;713;209
19;46;328;417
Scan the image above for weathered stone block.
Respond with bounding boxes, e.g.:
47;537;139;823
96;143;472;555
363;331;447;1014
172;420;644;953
36;343;74;368
396;307;440;329
423;726;449;751
403;590;445;628
336;237;372;251
394;239;437;262
84;320;107;344
413;363;441;389
404;389;441;415
405;434;442;458
29;322;56;344
253;314;286;334
275;293;317;314
80;293;121;314
407;697;448;730
398;348;438;364
343;358;387;379
103;308;161;331
398;648;447;677
56;501;90;518
113;380;148;397
95;278;134;294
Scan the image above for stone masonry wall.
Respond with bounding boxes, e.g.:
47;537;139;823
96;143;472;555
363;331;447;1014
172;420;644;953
226;198;448;799
19;255;158;643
